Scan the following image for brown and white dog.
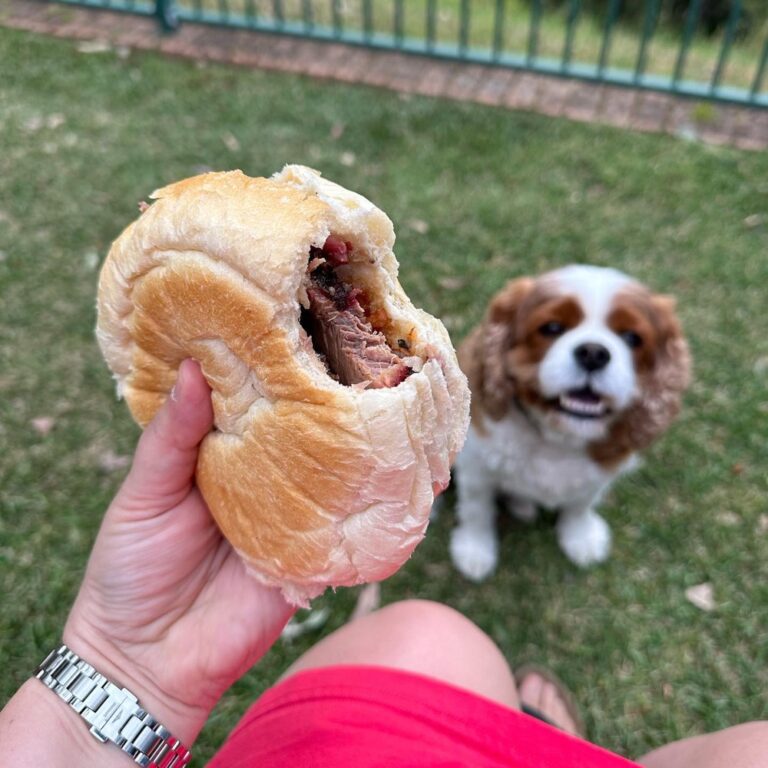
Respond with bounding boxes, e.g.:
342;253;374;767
450;265;691;581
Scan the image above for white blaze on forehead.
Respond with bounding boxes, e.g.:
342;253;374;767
534;264;639;414
544;265;636;323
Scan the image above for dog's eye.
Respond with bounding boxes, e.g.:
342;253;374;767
619;330;643;349
538;321;565;337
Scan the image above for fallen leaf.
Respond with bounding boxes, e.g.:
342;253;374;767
98;450;131;473
407;218;429;235
675;124;699;142
662;682;673;699
23;116;43;132
757;515;768;534
685;582;715;612
730;463;745;476
716;511;740;526
437;276;465;290
340;151;356;167
330;122;345;140
76;40;113;54
46;113;66;130
744;213;764;228
31;417;56;436
83;250;99;270
221;132;240;152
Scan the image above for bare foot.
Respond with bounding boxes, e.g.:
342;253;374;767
517;671;582;737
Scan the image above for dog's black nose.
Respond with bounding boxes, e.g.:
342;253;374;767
574;343;611;372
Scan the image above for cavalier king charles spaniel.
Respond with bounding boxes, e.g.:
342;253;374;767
450;265;691;581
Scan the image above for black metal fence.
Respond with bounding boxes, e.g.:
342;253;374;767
54;0;768;106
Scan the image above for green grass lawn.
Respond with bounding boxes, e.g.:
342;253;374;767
1;25;767;764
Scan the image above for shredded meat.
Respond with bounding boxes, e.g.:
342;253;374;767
302;239;411;389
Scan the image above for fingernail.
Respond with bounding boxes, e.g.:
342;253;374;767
170;363;187;403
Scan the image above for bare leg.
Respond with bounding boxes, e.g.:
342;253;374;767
281;599;520;708
281;598;583;738
640;722;768;768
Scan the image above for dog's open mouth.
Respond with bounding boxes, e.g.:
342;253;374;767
556;387;610;419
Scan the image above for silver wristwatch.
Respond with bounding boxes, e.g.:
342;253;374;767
35;644;191;767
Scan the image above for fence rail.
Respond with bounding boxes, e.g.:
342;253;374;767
50;0;768;107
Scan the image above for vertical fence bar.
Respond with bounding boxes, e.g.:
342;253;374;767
301;0;313;31
561;0;581;73
492;0;505;60
710;0;742;93
244;0;256;26
751;38;768;102
193;0;202;21
426;0;437;52
527;0;542;65
597;0;622;76
363;0;373;42
217;0;228;22
458;0;470;55
156;0;179;30
672;0;703;87
272;0;284;29
331;0;342;38
394;0;404;47
634;0;660;83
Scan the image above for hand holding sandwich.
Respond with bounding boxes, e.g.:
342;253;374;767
63;359;294;748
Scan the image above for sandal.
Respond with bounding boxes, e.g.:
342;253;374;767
514;664;585;738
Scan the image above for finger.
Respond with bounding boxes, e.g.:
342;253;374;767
120;359;214;511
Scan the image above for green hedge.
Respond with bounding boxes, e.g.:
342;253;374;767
541;0;763;38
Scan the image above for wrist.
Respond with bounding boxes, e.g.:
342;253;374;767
0;679;126;768
62;620;207;748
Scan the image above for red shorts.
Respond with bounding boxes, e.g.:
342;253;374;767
207;665;640;767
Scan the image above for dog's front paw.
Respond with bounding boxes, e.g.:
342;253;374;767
450;525;498;582
556;510;612;567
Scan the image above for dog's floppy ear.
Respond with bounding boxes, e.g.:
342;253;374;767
590;292;692;468
459;277;535;427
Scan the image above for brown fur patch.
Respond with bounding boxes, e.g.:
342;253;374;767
458;278;585;428
458;278;535;431
589;289;691;469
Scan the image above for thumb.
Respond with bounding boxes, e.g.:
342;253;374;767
118;359;214;514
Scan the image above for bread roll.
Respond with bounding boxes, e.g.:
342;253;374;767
96;166;469;606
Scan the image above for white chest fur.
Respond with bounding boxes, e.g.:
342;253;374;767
457;408;633;510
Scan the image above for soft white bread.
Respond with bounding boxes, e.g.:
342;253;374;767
96;166;470;606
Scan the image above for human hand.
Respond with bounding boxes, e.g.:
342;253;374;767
63;360;294;746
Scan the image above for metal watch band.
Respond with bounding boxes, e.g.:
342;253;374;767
35;644;191;768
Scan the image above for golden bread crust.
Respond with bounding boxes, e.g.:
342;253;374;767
96;166;469;605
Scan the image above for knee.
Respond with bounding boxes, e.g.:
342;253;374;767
376;599;477;641
374;600;509;669
373;600;518;706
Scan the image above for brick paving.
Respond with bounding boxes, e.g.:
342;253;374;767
2;0;767;150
